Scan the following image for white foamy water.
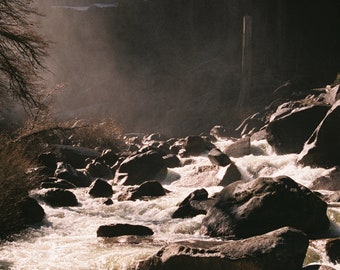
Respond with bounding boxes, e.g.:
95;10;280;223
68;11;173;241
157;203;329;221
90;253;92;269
0;139;339;270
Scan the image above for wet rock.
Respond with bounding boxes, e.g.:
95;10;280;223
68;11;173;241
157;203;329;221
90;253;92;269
222;136;251;157
55;162;92;187
299;100;340;168
210;125;230;138
89;179;114;198
117;150;167;185
163;154;181;168
201;176;329;239
118;181;167;201
96;149;119;166
172;189;214;219
133;227;308;270
40;179;76;189
216;163;242;186
53;144;100;168
104;199;113;205
97;223;154;237
325;238;340;264
309;168;340;191
182;136;210;156
144;133;168;142
22;197;45;224
235;113;265;136
303;264;337;270
86;161;114;179
42;189;78;207
266;103;329;154
207;148;231;167
37;152;57;170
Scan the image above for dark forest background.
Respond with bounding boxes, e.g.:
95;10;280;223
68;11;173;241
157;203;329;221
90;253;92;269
39;0;339;136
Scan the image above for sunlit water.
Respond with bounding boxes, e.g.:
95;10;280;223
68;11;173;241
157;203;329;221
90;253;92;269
1;139;339;270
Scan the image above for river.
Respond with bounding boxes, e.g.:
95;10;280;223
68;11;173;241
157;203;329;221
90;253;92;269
0;139;339;269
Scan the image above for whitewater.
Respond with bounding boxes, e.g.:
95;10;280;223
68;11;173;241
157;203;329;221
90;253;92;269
0;139;339;270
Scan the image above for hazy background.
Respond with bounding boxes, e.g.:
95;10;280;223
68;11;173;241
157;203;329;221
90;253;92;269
36;0;339;137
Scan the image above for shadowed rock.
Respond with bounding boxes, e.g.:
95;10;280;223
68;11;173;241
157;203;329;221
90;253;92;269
42;189;78;207
97;223;154;237
89;178;114;198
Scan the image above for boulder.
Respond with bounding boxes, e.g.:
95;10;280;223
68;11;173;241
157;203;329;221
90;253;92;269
182;136;210;156
163;154;181;168
118;181;167;201
133;227;308;270
299;100;340;167
37;152;57;170
208;148;231;167
172;189;214;219
222;136;251;157
216;163;242;186
266;103;329;154
53;144;100;168
86;161;114;179
201;176;329;239
308;168;340;191
54;162;92;187
210;125;230;138
42;189;78;207
325;238;340;264
88;178;114;198
97;223;154;237
117;150;167;185
303;265;336;270
40;179;76;189
22;197;45;224
96;149;119;166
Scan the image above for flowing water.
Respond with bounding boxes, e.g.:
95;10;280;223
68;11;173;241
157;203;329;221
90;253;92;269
1;139;339;270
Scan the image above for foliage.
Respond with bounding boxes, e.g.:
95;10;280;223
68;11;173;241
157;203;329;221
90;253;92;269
0;0;48;112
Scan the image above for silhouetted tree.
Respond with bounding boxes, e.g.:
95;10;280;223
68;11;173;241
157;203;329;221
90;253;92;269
0;0;48;112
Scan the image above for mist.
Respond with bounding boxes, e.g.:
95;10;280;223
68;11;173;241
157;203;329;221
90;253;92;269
35;0;339;137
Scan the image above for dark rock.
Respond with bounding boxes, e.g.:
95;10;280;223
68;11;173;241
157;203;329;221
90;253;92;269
208;148;231;167
309;168;340;191
201;176;329;239
217;163;242;186
55;162;92;187
37;152;57;170
266;103;329;154
97;223;154;237
222;136;251;157
86;161;114;179
210;125;229;138
183;136;209;156
118;181;167;201
104;199;113;205
134;227;308;270
325;238;340;264
163;154;181;168
299;100;340;167
145;133;168;141
42;189;78;207
96;149;119;166
235;112;265;136
172;189;214;219
40;179;76;189
117;150;167;185
89;179;114;198
53;144;100;168
22;197;45;224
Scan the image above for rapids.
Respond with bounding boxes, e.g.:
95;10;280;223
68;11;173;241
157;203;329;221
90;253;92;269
0;139;339;270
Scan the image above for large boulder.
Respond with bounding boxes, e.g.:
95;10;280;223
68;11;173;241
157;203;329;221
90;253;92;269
54;162;92;187
172;189;214;219
85;161;114;179
299;99;340;168
201;176;329;239
133;227;308;270
266;103;329;154
117;150;167;185
42;189;78;207
97;223;154;237
216;163;242;186
22;197;45;224
222;136;251;157
182;136;211;156
88;178;114;198
37;152;57;170
308;168;340;191
208;148;231;167
118;181;167;201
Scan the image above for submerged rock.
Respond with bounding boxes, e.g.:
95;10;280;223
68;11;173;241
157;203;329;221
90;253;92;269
201;176;329;239
133;227;308;270
97;223;154;237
